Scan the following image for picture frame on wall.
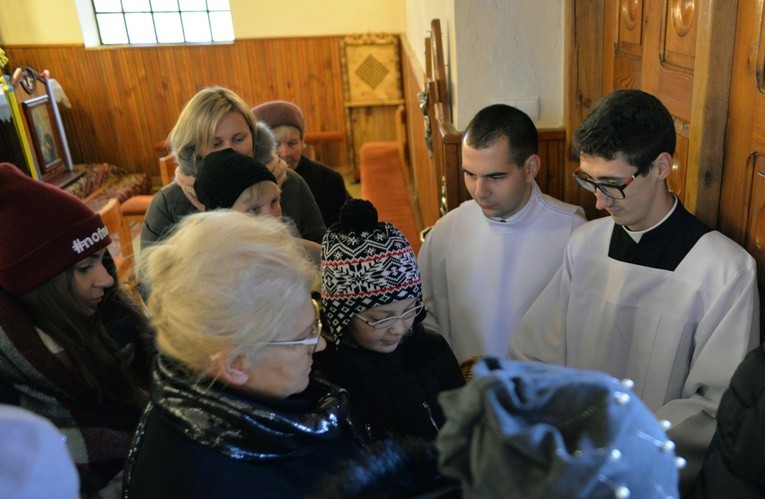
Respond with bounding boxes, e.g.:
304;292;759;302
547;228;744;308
22;94;66;178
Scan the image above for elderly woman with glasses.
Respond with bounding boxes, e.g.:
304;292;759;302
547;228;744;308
122;211;362;498
315;200;464;445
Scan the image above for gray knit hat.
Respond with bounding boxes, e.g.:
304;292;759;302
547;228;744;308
437;358;683;498
320;199;422;342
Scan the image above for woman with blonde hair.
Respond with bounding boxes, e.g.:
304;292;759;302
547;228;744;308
124;211;361;498
141;86;326;247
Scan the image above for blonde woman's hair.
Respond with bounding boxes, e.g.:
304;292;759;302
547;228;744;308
138;211;316;370
168;86;274;176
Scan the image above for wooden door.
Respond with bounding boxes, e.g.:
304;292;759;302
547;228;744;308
601;0;736;227
718;0;765;339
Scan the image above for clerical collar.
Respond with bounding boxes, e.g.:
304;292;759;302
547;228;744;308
486;189;535;223
623;195;678;243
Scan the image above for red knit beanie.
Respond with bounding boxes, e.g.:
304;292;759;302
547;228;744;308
0;163;112;296
251;100;306;137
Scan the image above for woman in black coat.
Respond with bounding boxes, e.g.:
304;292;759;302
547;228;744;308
123;212;361;498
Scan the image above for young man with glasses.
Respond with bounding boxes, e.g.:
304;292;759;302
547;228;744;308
509;89;760;492
418;104;585;362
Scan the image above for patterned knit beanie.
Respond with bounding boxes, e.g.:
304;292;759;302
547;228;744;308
252;100;306;137
321;199;422;341
194;148;277;210
0;163;111;296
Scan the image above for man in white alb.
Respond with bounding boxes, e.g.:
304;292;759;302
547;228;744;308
418;104;585;362
509;89;760;491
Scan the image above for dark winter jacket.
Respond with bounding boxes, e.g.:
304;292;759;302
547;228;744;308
313;324;465;444
690;343;765;498
295;155;351;227
123;354;362;498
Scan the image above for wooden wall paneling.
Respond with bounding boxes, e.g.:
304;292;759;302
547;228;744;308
347;104;399;169
6;37;349;178
565;0;604;220
537;129;567;200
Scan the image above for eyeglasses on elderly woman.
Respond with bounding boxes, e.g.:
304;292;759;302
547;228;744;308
266;299;322;353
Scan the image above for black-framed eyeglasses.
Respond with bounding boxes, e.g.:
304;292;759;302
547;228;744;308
355;303;424;331
572;168;639;200
267;299;322;353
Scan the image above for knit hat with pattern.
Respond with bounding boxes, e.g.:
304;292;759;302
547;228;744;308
321;199;422;342
0;163;111;296
252;100;306;137
194;148;277;210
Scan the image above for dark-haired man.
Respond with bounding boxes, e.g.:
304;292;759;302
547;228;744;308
509;89;759;490
418;104;584;362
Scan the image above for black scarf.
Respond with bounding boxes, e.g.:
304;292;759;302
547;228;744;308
148;354;349;461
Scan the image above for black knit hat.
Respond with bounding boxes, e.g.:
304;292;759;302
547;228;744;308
321;199;422;342
194;148;276;210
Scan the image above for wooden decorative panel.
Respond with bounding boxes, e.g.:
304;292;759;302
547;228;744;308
618;0;645;56
341;34;403;105
613;54;643;89
660;0;698;70
655;69;694;120
719;0;765;241
340;33;404;174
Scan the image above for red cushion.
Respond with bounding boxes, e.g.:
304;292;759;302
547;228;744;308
120;195;153;215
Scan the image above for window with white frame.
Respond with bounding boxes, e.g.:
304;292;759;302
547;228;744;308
91;0;234;46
